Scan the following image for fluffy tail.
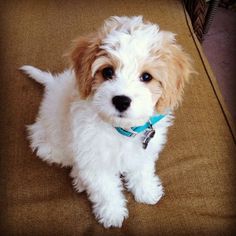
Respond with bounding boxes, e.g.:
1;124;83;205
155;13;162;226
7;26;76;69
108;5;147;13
20;65;54;86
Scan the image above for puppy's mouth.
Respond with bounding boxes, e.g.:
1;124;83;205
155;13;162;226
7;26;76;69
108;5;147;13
118;113;126;118
98;111;148;129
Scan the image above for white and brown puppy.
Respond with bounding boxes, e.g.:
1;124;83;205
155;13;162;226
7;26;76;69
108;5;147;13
21;16;193;228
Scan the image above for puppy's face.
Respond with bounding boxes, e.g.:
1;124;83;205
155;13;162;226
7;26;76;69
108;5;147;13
70;16;193;128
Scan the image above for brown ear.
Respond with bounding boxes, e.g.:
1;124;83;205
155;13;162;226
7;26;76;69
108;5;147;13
156;33;194;113
69;33;101;99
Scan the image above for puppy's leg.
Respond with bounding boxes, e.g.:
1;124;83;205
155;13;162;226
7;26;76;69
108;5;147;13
71;165;128;228
125;160;164;205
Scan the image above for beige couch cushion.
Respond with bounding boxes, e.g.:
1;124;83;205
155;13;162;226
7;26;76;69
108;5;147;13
1;0;235;235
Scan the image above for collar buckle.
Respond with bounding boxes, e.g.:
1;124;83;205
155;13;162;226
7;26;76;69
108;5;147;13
142;125;156;149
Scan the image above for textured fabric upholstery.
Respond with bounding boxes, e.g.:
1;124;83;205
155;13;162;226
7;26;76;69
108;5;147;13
0;0;235;235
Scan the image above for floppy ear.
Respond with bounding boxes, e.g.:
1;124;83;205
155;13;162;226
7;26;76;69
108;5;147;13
69;33;101;99
156;32;194;113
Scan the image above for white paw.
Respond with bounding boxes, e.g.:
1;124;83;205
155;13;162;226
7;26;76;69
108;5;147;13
133;178;164;205
94;203;128;228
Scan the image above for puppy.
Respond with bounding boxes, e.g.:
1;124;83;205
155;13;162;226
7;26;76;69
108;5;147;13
21;16;193;228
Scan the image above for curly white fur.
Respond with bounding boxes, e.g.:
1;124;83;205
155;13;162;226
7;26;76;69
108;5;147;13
21;16;192;228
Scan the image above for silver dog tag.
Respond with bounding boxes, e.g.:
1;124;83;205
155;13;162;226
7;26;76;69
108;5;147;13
142;127;155;149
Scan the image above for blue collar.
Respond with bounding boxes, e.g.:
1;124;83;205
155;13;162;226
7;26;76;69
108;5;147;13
115;113;165;137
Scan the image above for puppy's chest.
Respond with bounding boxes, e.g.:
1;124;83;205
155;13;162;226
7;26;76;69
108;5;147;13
112;126;165;159
72;112;168;164
108;128;164;172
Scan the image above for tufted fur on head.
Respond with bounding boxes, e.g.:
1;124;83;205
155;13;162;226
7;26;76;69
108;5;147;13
69;16;194;117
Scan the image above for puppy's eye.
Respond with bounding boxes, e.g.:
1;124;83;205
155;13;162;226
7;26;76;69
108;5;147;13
140;72;153;82
102;67;114;80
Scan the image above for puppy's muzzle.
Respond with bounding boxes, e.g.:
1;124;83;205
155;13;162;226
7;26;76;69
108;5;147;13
112;95;131;112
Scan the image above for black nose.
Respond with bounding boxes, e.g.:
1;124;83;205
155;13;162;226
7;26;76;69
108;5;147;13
112;95;131;112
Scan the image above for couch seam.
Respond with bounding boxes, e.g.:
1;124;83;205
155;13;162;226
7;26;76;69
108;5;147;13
182;1;236;144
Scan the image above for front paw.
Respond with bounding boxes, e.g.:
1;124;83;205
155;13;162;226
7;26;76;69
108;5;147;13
93;203;128;228
133;177;164;205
